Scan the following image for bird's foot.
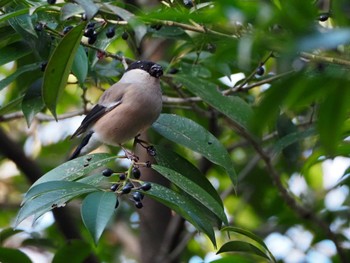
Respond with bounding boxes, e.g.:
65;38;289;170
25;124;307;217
134;136;157;156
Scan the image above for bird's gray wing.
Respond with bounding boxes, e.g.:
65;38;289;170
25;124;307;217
70;83;131;139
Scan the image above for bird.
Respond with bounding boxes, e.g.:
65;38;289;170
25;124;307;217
69;60;163;160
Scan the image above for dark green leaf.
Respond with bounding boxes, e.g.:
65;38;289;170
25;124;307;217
0;62;40;92
0;247;32;263
30;153;115;189
72;45;88;84
81;191;117;244
0;8;29;24
60;3;84;21
16;181;98;226
152;164;227;225
0;42;31;66
144;183;216;246
75;0;99;20
42;22;85;119
153;145;222;205
0;95;24;116
217;241;270;260
22;78;44;127
175;75;253;130
52;240;91;263
318;86;350;155
0;228;23;245
152;114;236;185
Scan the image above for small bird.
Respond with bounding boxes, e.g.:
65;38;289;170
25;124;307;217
69;60;163;160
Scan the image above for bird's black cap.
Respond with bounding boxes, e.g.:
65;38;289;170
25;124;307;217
126;60;163;78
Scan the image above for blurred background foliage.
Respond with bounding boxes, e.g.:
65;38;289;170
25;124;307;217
0;0;350;262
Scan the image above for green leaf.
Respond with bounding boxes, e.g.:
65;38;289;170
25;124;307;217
30;153;115;189
0;247;32;263
318;86;350;155
0;95;24;116
0;62;40;91
72;45;88;85
0;8;29;24
175;75;253;130
75;0;99;20
81;191;117;244
144;183;216;246
0;42;31;66
52;240;91;263
42;22;85;119
102;3;147;46
60;3;84;21
153;145;223;205
217;241;270;260
0;228;23;245
152;114;236;185
152;165;227;225
16;181;98;227
22;78;44;127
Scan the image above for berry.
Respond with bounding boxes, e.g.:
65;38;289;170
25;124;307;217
62;25;73;35
183;0;193;7
47;0;56;4
147;146;156;156
84;27;95;38
140;182;152;191
87;22;95;28
102;168;114;177
319;13;329;22
40;62;47;72
35;23;43;32
132;191;144;202
110;183;119;192
119;173;126;180
135;201;143;209
121;182;134;194
256;66;265;76
88;33;97;44
151;24;162;30
132;167;141;179
206;43;216;53
169;68;179;74
121;31;128;40
106;26;115;38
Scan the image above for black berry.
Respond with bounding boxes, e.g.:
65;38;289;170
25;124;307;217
102;168;114;177
169;68;179;74
147;146;156;156
62;25;73;35
132;192;144;202
84;27;95;38
119;173;126;180
47;0;56;4
106;26;115;38
110;183;119;192
132;167;141;179
35;23;43;32
122;31;128;40
40;62;47;72
151;24;162;30
183;0;193;7
140;182;152;191
121;182;134;194
256;66;265;76
319;13;329;22
87;22;95;28
135;201;143;209
88;33;97;44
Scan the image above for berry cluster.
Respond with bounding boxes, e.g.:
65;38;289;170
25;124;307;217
102;165;152;209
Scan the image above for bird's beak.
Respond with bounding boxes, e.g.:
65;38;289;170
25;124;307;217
149;64;163;78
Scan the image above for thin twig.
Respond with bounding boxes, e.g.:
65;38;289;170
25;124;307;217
300;52;350;68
